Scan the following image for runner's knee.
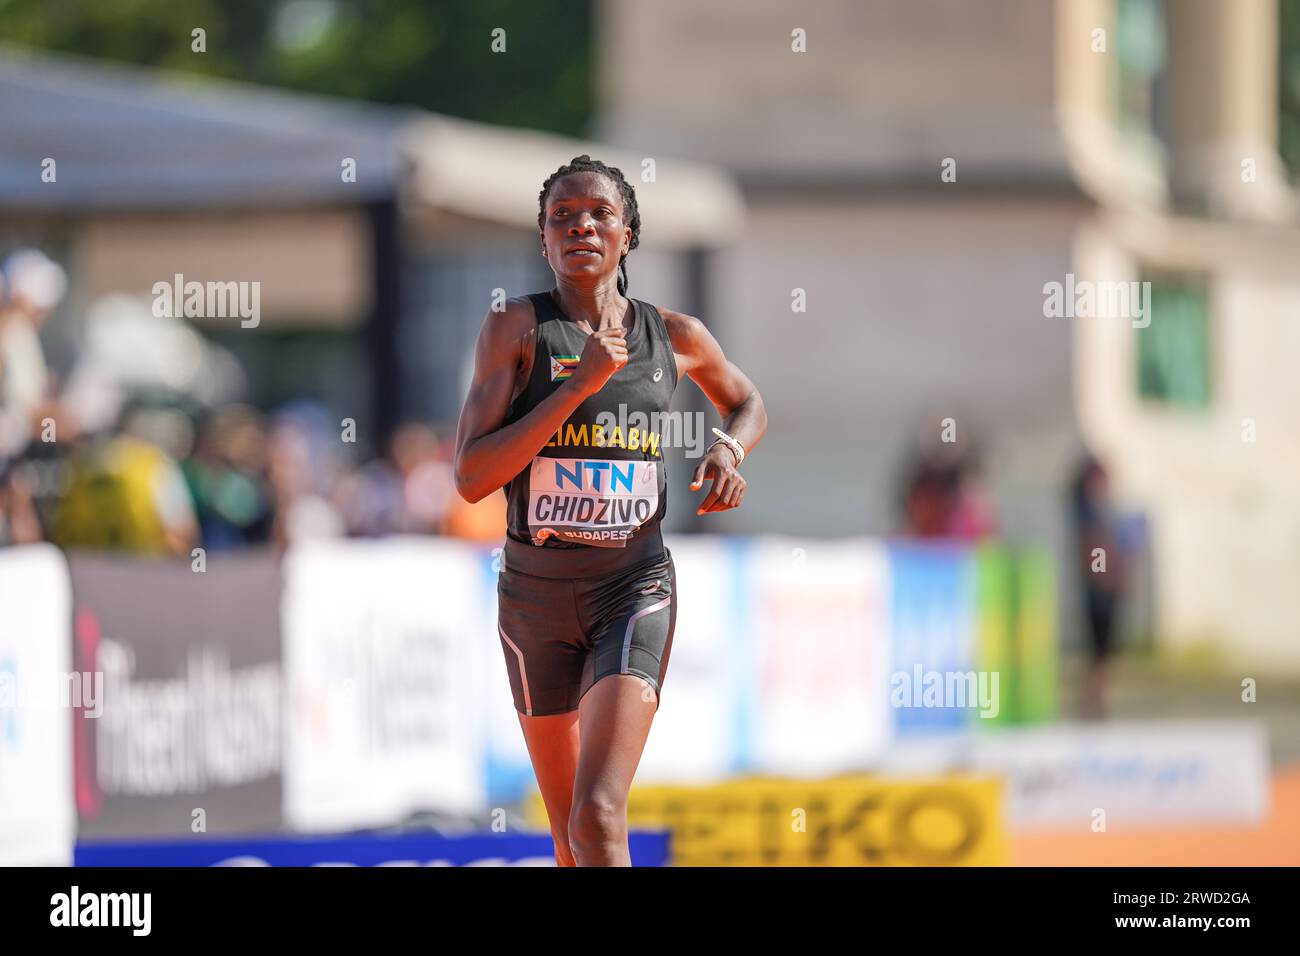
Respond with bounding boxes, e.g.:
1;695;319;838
568;788;627;849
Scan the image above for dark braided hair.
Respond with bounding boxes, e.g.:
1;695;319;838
537;155;641;295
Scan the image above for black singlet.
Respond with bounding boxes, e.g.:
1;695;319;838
501;291;679;550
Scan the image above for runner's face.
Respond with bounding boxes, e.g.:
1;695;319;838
541;172;630;285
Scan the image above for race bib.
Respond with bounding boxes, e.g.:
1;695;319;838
528;456;659;547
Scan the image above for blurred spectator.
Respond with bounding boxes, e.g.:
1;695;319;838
948;445;998;541
51;402;199;556
392;422;456;534
181;405;274;550
1071;452;1129;720
266;402;346;547
338;456;404;537
337;421;457;537
0;248;68;460
902;456;951;537
899;424;997;541
0;465;43;546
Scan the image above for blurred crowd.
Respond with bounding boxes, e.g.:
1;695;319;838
0;248;503;554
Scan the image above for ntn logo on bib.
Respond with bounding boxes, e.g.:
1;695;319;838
528;457;659;546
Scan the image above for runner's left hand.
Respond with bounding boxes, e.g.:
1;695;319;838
690;444;745;515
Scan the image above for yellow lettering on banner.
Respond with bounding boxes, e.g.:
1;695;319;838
591;424;605;447
563;423;587;446
645;431;659;456
628;428;640;452
608;426;623;448
526;776;1005;867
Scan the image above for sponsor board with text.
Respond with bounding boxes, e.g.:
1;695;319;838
68;550;283;837
282;537;486;831
530;775;1005;866
0;545;75;864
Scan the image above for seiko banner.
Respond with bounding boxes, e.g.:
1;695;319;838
68;550;283;837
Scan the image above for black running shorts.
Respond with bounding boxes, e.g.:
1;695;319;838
496;528;677;717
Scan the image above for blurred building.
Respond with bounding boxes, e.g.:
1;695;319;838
594;0;1300;670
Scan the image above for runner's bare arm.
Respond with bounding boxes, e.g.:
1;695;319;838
454;300;619;503
665;310;766;460
663;310;767;513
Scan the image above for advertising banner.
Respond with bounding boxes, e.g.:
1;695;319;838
75;830;670;866
282;537;486;831
637;535;747;781
969;720;1270;830
480;543;535;805
68;550;283;837
888;542;981;732
750;536;892;774
530;775;1005;866
0;544;75;865
974;545;1015;726
877;719;1270;830
1011;547;1058;723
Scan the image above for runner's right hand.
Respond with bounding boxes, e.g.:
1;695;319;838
571;328;627;395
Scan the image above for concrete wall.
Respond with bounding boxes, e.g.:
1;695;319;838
599;0;1059;176
701;197;1084;538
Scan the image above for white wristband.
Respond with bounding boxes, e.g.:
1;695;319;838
710;427;745;467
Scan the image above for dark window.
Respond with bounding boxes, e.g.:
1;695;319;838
1136;273;1212;409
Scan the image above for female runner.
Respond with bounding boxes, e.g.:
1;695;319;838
454;155;767;866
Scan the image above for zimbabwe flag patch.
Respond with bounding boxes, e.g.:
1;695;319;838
550;354;580;381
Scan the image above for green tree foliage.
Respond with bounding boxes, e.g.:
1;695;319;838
0;0;593;135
